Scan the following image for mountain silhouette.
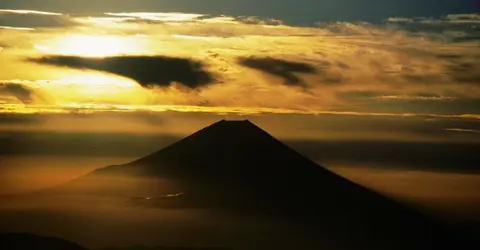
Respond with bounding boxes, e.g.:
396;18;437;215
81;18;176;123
0;233;229;250
0;233;86;250
57;120;476;250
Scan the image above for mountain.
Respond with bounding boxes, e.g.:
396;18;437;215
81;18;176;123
56;120;476;250
0;233;86;250
0;233;229;250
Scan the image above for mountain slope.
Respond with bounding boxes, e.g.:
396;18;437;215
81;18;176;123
0;233;86;250
60;120;476;250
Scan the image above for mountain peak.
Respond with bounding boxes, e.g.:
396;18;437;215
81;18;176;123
207;119;257;131
217;119;251;123
163;119;274;150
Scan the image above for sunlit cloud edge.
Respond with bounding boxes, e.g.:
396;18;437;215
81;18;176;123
1;103;479;121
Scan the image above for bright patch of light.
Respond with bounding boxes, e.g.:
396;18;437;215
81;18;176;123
50;73;142;102
34;34;147;57
200;16;238;24
105;12;204;22
172;34;213;40
54;72;137;87
73;16;136;27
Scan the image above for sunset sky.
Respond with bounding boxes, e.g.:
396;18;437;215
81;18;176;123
0;0;479;140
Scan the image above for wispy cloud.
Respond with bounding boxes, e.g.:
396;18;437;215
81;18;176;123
2;103;479;122
375;95;457;101
387;17;415;23
0;9;76;29
0;25;35;30
445;13;480;24
0;9;63;16
238;57;317;86
445;128;480;134
105;12;205;22
384;13;480;43
387;13;480;24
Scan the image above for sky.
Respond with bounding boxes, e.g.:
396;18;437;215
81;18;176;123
0;1;479;139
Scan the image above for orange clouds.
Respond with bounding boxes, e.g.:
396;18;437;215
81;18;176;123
0;9;478;130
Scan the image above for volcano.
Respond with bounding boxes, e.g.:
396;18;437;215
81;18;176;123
57;120;474;250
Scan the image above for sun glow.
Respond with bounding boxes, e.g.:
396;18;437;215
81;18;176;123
47;71;144;101
9;71;146;105
54;72;137;87
34;34;147;57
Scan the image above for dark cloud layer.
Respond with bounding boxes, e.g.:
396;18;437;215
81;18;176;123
30;56;215;89
447;61;480;84
238;57;317;86
0;83;33;103
0;114;42;125
288;140;480;172
0;130;478;172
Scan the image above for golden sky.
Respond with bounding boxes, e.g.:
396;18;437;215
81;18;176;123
0;9;479;141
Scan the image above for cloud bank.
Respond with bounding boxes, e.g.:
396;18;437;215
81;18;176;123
238;57;317;87
30;56;215;89
0;9;478;141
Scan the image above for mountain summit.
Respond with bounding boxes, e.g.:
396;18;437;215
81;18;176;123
60;120;472;250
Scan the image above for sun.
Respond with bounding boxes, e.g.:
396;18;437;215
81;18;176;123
34;34;146;57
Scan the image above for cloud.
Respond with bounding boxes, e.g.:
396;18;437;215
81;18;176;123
387;17;415;23
386;13;480;25
445;14;480;24
384;14;480;43
445;128;480;134
0;83;34;104
0;113;42;125
0;25;35;31
2;102;480;123
103;12;285;27
235;16;284;26
238;57;317;86
447;61;480;84
0;9;76;29
0;9;62;16
1;109;479;150
375;95;457;101
317;21;382;35
30;56;216;89
105;12;205;22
